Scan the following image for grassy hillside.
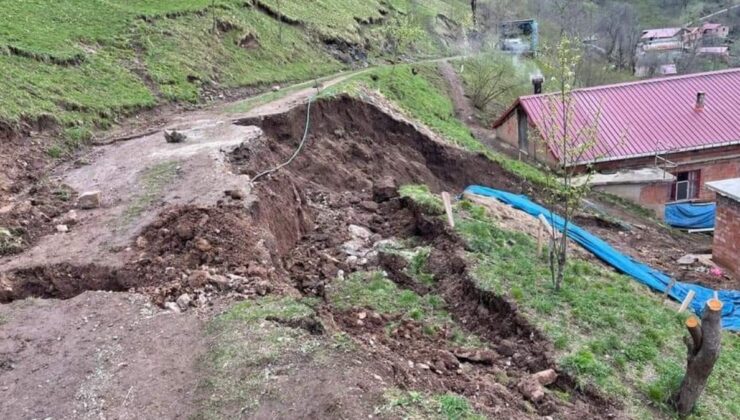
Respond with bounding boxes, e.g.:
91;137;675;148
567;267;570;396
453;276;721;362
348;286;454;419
403;185;740;420
0;0;466;135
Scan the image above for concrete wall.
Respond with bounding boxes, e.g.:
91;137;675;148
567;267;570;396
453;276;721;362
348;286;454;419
713;194;740;276
593;182;672;215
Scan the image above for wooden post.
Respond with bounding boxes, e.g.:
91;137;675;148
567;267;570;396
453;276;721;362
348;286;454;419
663;278;677;304
678;290;696;313
672;299;723;416
678;291;696;313
536;222;543;256
441;192;455;228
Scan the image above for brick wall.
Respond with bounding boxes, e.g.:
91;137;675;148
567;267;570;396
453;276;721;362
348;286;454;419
496;112;519;148
713;194;740;276
679;160;740;200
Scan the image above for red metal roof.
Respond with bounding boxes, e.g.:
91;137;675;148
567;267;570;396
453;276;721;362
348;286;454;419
493;68;740;166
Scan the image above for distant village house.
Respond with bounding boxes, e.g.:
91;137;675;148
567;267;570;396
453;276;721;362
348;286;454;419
492;69;740;214
635;22;730;77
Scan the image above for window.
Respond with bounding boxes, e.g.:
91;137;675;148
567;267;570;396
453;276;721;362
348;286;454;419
671;170;701;201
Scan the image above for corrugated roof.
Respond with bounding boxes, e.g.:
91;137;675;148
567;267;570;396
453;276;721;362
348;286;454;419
641;28;683;39
698;46;729;54
702;22;722;30
493;68;740;166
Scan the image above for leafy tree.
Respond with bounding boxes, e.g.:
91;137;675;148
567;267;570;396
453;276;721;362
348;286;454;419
383;15;425;61
538;36;602;291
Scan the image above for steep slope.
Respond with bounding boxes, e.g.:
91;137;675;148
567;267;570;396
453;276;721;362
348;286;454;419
0;0;467;134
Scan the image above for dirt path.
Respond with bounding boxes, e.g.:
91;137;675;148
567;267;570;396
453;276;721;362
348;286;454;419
437;60;518;156
0;292;205;420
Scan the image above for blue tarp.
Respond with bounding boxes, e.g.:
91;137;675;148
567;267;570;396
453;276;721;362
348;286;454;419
664;202;716;229
465;185;740;331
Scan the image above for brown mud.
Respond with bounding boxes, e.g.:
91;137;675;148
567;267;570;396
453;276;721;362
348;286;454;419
0;94;690;418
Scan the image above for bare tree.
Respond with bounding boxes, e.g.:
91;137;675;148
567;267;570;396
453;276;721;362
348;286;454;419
465;54;522;111
595;2;640;70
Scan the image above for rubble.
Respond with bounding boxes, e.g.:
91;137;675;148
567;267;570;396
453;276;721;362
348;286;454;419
176;293;192;311
164;130;187;143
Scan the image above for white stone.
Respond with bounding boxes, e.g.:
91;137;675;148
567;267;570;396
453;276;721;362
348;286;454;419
176;294;192;311
164;302;181;313
78;191;101;209
348;224;372;240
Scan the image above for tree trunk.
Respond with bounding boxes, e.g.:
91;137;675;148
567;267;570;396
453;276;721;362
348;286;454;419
672;299;723;417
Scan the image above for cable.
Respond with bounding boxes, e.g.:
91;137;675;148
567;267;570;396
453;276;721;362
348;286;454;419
250;95;314;184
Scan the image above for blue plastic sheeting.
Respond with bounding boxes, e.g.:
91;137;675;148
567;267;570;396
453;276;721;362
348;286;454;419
465;185;740;331
664;202;716;229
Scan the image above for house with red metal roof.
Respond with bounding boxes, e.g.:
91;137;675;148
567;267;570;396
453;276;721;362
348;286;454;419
492;68;740;212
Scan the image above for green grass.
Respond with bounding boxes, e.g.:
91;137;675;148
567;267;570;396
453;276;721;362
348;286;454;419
403;185;740;419
331;270;485;348
197;296;323;418
380;389;485;420
0;227;24;256
123;161;179;221
0;0;469;134
138;8;342;102
399;184;445;214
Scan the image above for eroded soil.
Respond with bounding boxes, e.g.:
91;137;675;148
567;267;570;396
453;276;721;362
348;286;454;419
0;91;706;418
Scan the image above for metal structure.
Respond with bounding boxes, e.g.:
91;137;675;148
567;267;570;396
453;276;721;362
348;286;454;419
500;19;538;55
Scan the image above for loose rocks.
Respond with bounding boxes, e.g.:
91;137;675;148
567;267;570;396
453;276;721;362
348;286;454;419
77;191;101;209
164;130;187;143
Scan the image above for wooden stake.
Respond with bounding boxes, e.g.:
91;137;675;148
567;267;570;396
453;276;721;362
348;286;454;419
663;278;677;304
537;214;553;235
441;192;455;228
536;223;543;256
678;290;696;313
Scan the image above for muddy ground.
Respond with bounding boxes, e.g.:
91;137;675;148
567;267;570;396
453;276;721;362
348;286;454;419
0;85;727;418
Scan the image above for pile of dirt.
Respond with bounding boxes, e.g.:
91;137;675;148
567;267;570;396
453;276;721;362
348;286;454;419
576;205;737;290
0;121;56;200
233;95;533;195
130;204;300;307
0;180;77;256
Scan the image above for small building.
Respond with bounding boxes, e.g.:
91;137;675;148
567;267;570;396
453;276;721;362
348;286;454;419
576;168;676;214
697;46;730;61
705;178;740;276
492;68;740;213
640;27;686;51
700;22;729;39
